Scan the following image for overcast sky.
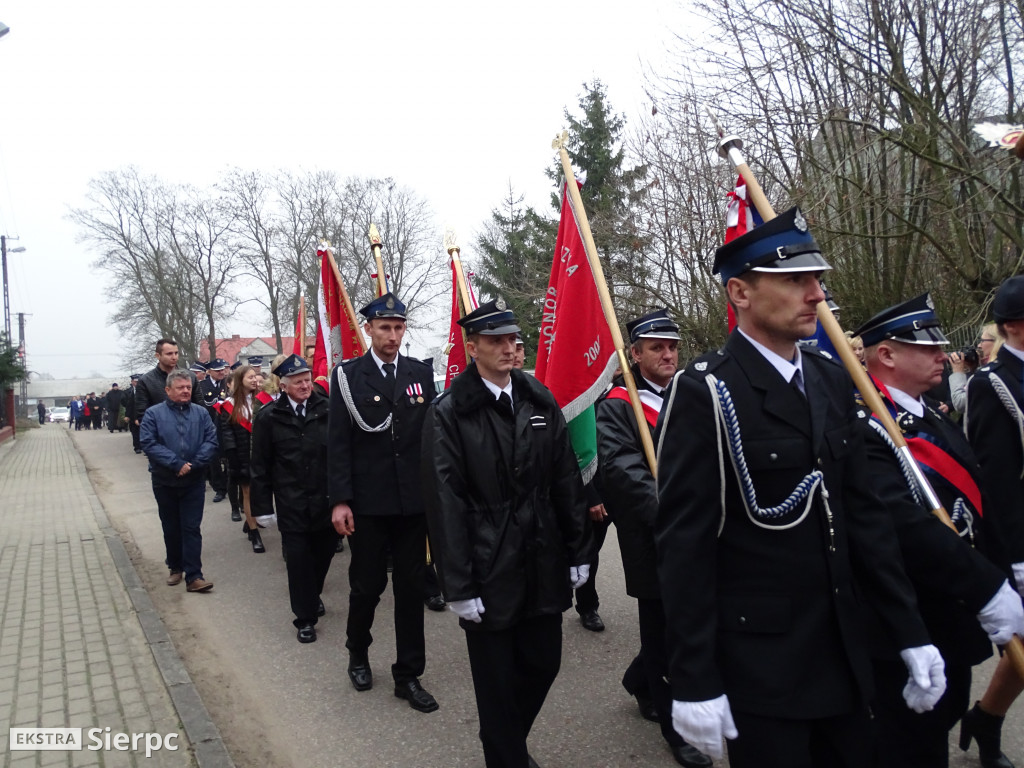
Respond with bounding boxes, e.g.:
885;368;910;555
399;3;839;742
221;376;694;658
0;0;689;378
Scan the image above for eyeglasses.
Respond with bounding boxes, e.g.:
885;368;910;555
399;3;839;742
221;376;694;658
979;337;996;344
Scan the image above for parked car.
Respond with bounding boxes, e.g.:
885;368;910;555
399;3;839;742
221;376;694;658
48;407;71;423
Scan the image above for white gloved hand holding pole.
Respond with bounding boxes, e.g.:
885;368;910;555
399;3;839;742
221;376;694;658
449;597;485;623
569;564;590;589
977;580;1024;646
670;695;738;759
899;644;946;713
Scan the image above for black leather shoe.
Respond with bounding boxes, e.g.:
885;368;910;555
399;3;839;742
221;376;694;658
296;624;317;644
580;610;605;632
635;693;659;723
348;657;372;692
213;492;226;503
249;530;265;553
394;679;439;713
672;743;712;768
230;508;241;522
317;598;325;617
134;448;142;454
424;594;446;612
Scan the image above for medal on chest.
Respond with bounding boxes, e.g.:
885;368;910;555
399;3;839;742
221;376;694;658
406;382;424;404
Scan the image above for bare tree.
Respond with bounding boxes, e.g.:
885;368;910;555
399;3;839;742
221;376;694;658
70;167;231;363
655;0;1024;332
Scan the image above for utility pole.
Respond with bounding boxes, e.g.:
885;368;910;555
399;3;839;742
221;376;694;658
17;312;27;417
1;235;26;348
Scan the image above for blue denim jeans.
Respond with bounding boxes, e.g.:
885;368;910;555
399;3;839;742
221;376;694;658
152;480;206;583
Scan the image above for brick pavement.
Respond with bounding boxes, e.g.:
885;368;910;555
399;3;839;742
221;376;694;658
0;426;230;767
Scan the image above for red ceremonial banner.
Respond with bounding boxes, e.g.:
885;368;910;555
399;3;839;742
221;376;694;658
443;259;468;389
534;180;616;419
314;249;362;387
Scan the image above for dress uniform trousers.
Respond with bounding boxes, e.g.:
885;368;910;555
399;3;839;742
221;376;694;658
345;513;427;682
281;529;337;627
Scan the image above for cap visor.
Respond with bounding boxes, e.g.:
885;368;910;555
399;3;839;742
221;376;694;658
895;327;949;345
750;252;833;273
478;323;522;336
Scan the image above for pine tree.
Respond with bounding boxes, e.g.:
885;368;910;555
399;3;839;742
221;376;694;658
474;184;555;360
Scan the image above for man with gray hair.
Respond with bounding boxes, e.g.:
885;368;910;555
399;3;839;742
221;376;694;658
140;369;218;593
251;354;335;643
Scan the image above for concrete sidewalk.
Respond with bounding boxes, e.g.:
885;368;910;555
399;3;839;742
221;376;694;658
0;426;231;767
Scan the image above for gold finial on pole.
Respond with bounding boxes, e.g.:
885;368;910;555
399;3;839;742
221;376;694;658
368;224;387;296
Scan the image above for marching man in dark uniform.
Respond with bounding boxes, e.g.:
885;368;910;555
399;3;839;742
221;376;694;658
854;295;1024;767
199;359;230;507
965;274;1024;767
655;207;943;766
596;309;710;768
422;300;594;768
327;292;439;713
250;354;336;644
125;374;142;452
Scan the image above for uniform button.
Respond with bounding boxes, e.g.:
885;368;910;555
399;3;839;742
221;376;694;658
738;616;747;625
817;457;823;467
834;587;840;595
769;453;778;462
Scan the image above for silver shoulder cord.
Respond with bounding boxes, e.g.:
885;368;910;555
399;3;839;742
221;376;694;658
990;372;1024;480
864;418;974;540
335;365;392;433
704;374;833;538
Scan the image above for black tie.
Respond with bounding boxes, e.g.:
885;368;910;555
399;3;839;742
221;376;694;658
791;369;806;400
296;403;304;420
383;362;396;384
496;391;514;419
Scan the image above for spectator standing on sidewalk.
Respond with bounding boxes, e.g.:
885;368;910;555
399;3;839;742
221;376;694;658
124;375;142;452
36;400;46;424
140;369;218;593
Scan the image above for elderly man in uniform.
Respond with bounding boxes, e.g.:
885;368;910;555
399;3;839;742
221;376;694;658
250;354;335;644
189;360;208;383
596;308;710;768
328;292;439;714
964;274;1024;767
656;207;944;766
854;295;1024;767
422;299;594;768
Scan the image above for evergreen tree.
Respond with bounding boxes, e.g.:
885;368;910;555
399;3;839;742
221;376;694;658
548;80;650;318
474;184;555;360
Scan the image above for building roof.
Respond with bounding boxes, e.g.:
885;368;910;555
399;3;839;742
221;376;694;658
198;335;297;364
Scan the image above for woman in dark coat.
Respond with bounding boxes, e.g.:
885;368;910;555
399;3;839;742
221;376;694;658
220;365;266;553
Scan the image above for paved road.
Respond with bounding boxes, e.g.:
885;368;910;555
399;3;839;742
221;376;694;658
2;423;1020;767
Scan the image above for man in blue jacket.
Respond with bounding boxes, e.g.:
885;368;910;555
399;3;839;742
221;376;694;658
141;369;219;593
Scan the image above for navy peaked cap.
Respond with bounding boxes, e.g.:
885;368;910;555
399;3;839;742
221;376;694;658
458;299;521;336
206;358;228;371
993;275;1024;323
272;354;311;378
713;206;831;284
361;292;407;321
627;309;680;344
855;293;948;347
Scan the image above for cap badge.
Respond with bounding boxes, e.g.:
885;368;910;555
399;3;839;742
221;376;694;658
495;298;507;311
926;294;935;310
794;208;808;232
385;296;395;309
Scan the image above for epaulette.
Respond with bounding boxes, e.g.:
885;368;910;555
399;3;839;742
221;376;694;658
976;359;1002;375
801;344;843;367
406;356;434;372
683;347;729;379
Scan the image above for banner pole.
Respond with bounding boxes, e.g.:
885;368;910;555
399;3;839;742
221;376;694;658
444;230;473;361
368;224;388;296
552;130;658;477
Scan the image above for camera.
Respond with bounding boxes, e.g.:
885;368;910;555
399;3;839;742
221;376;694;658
960;345;979;367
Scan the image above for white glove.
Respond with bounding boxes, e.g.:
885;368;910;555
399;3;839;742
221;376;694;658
569;564;590;589
1013;563;1024;599
977;580;1024;645
670;695;738;760
900;645;947;713
449;597;485;623
254;514;277;528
